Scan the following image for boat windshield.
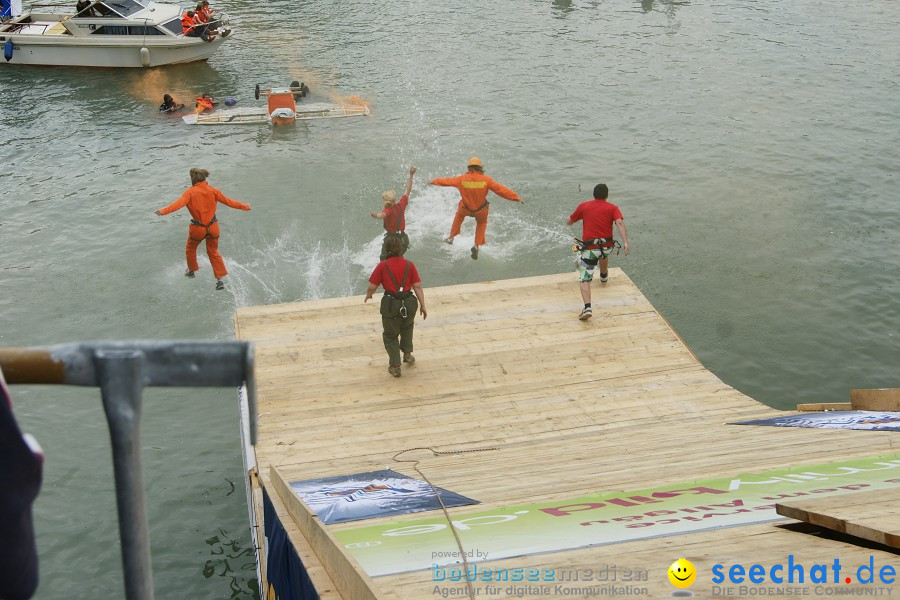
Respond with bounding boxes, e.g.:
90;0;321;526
95;0;149;17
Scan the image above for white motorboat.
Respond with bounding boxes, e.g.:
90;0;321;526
0;0;232;67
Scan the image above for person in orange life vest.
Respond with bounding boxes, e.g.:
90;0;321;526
154;168;251;291
566;183;629;321
194;2;218;34
196;1;216;23
365;237;427;378
430;157;523;260
195;91;216;112
371;166;416;261
181;10;197;35
192;9;216;40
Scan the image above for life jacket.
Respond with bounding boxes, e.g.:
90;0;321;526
195;97;214;111
192;10;207;23
181;13;194;33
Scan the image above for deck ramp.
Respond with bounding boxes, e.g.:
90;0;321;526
234;271;900;599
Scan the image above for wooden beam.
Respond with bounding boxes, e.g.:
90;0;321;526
850;388;900;412
796;402;852;412
269;466;383;600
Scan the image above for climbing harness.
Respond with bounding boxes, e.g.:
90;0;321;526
189;215;218;240
465;199;489;216
573;237;621;254
382;260;414;318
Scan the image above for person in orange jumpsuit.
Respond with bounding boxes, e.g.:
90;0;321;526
154;168;250;291
430;157;523;260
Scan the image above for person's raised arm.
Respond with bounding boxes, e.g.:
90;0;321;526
430;175;461;188
412;282;427;319
155;190;190;216
615;219;629;256
488;179;523;204
404;166;416;198
215;189;250;211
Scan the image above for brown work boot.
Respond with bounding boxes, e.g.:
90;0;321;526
388;365;401;378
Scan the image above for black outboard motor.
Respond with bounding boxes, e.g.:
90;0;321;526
289;80;310;101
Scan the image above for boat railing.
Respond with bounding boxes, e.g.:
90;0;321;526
0;340;257;600
25;2;75;14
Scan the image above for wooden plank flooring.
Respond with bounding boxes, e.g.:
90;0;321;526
235;271;900;599
777;489;900;549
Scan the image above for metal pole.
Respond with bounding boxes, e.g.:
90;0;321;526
0;340;256;600
95;349;154;600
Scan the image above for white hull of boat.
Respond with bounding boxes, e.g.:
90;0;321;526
0;35;225;67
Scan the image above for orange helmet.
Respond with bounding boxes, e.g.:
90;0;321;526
467;157;483;168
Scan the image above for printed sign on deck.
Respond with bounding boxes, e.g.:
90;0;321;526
334;454;900;577
290;469;478;525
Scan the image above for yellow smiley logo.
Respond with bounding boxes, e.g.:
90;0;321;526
668;558;697;588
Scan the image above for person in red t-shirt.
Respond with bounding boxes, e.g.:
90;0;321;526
566;183;630;321
371;166;416;261
155;168;251;291
365;237;428;377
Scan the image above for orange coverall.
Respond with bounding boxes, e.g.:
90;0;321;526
157;181;250;279
431;171;521;246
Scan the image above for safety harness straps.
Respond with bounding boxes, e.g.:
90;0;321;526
189;215;218;240
466;199;489;216
384;260;412;299
575;237;621;253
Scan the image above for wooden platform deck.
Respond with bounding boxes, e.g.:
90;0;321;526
234;271;900;599
777;489;900;549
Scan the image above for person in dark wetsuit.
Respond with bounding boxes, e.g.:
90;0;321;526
159;94;185;113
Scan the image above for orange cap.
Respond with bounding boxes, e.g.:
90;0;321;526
467;157;483;168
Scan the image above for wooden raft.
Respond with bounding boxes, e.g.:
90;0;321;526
776;489;900;549
234;270;900;599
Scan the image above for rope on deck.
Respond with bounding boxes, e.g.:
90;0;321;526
393;446;499;600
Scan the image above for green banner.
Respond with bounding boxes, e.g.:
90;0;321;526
333;453;900;576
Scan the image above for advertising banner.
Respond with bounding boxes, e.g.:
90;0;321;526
732;411;900;431
334;453;900;577
290;469;478;525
